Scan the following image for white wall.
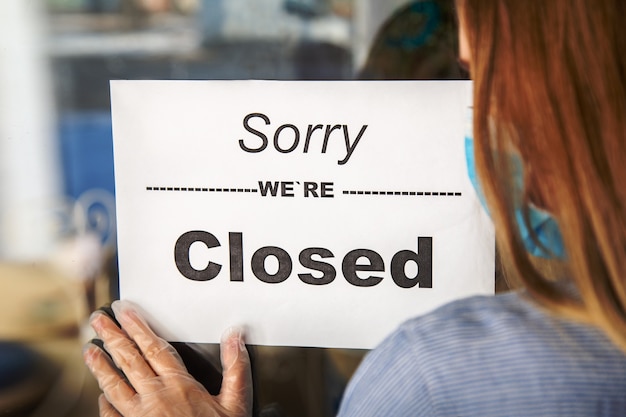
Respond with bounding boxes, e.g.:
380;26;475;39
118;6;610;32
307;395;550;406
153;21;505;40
0;0;62;260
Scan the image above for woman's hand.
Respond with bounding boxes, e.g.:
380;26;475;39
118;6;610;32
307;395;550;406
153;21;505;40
83;300;252;417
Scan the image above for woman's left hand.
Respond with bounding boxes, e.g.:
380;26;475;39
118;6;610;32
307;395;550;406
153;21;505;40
83;300;252;417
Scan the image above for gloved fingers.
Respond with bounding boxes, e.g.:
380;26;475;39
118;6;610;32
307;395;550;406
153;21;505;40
217;327;253;416
90;310;158;392
111;300;188;376
98;393;123;417
83;342;136;405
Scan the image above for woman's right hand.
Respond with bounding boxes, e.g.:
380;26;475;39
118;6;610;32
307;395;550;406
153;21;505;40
83;300;252;417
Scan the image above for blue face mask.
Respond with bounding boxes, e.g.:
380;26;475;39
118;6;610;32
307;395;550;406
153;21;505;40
464;108;565;259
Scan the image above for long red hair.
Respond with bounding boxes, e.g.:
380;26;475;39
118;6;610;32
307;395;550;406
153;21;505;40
459;0;626;349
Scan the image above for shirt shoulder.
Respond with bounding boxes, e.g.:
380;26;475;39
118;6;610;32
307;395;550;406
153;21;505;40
338;292;626;417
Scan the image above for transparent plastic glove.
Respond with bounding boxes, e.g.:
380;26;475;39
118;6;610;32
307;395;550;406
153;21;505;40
83;300;252;417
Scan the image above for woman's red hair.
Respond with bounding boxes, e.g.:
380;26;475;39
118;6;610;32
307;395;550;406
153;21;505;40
459;0;626;350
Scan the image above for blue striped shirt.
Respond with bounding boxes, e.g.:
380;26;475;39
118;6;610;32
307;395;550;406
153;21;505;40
337;292;626;416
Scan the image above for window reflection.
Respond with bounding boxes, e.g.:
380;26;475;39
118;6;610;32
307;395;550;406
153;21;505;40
0;1;464;415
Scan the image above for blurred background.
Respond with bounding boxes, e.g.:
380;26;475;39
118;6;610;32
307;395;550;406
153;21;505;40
0;1;464;415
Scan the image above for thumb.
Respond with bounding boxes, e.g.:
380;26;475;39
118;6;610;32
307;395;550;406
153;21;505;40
218;327;253;417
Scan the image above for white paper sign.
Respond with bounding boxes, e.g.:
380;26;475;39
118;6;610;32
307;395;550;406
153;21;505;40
112;80;494;349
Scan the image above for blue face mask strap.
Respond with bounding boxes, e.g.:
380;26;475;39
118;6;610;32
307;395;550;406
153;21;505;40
464;133;565;259
516;205;565;259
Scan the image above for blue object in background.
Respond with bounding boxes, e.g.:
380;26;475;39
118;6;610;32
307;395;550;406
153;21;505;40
58;111;115;201
58;111;117;247
0;342;38;390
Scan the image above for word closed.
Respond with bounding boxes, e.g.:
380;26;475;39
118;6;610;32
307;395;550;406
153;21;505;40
174;231;432;289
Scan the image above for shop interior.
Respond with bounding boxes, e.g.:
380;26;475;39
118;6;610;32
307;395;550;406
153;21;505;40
0;1;465;415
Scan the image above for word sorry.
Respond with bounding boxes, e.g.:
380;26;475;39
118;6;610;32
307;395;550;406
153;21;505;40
238;112;368;165
174;231;432;288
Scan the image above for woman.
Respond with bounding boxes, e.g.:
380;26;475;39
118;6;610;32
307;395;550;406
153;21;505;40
83;0;626;415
